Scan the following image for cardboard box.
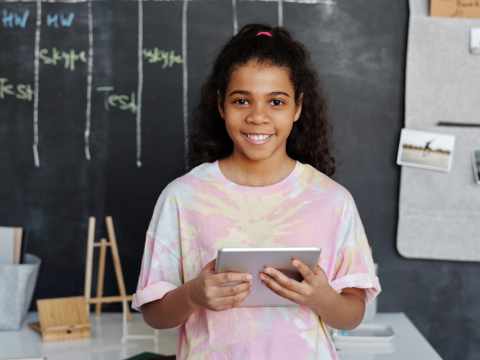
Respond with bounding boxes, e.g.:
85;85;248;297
431;0;480;18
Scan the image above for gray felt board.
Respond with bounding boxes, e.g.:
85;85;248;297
397;0;480;261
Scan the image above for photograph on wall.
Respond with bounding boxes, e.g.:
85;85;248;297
396;129;455;172
472;149;480;184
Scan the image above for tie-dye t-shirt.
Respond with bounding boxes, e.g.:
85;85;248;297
133;160;381;360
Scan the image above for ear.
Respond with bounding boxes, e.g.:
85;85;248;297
217;92;225;119
294;93;303;122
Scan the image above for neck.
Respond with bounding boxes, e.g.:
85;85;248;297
220;153;296;187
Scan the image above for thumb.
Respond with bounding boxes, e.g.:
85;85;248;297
203;258;216;273
313;264;323;275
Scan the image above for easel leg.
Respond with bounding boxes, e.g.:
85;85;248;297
106;216;132;321
84;217;96;314
95;238;107;317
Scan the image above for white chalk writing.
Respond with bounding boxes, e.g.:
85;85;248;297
143;48;183;68
0;78;33;101
39;48;86;71
96;87;137;114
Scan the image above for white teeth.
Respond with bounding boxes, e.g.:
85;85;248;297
246;134;271;141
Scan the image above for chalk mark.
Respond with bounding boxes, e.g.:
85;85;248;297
33;0;42;167
182;0;188;169
278;0;283;26
232;0;238;35
137;0;144;167
85;0;93;161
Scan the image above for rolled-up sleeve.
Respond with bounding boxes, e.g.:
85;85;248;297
132;185;182;310
330;192;381;304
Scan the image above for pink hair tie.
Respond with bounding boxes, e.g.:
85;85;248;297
256;31;272;37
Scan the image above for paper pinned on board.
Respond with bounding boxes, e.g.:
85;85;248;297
431;0;480;18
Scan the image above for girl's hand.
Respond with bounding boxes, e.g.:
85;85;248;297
260;258;334;311
187;259;253;311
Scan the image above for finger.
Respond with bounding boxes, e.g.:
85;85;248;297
213;290;251;310
263;266;311;296
262;267;304;292
213;271;252;285
260;273;303;304
291;258;316;283
216;282;251;298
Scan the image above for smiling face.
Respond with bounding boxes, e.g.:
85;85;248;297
218;59;302;166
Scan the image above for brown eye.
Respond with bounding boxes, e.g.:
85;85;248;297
271;99;285;106
233;98;249;105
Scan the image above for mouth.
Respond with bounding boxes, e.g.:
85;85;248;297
242;133;274;145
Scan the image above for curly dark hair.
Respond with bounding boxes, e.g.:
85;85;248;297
188;23;335;176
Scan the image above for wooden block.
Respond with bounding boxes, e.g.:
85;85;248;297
34;296;91;342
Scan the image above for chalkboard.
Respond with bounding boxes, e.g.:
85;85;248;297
0;1;476;359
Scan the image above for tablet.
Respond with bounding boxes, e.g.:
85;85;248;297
215;247;321;307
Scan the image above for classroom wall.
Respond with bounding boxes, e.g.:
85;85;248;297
0;1;477;359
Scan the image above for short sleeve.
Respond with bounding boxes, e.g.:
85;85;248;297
132;184;182;310
330;192;381;304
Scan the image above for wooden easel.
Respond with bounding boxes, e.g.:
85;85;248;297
84;216;132;320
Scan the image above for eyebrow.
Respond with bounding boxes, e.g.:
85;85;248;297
227;90;291;97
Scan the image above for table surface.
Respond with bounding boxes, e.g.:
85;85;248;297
0;312;442;360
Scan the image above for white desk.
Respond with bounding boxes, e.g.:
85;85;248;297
0;313;442;360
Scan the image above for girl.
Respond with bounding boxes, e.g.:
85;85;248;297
133;24;381;359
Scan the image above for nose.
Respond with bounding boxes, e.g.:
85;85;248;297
246;103;269;124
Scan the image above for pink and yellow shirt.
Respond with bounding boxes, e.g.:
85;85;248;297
133;160;381;359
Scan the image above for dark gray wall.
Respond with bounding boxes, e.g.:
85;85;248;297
0;1;476;359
